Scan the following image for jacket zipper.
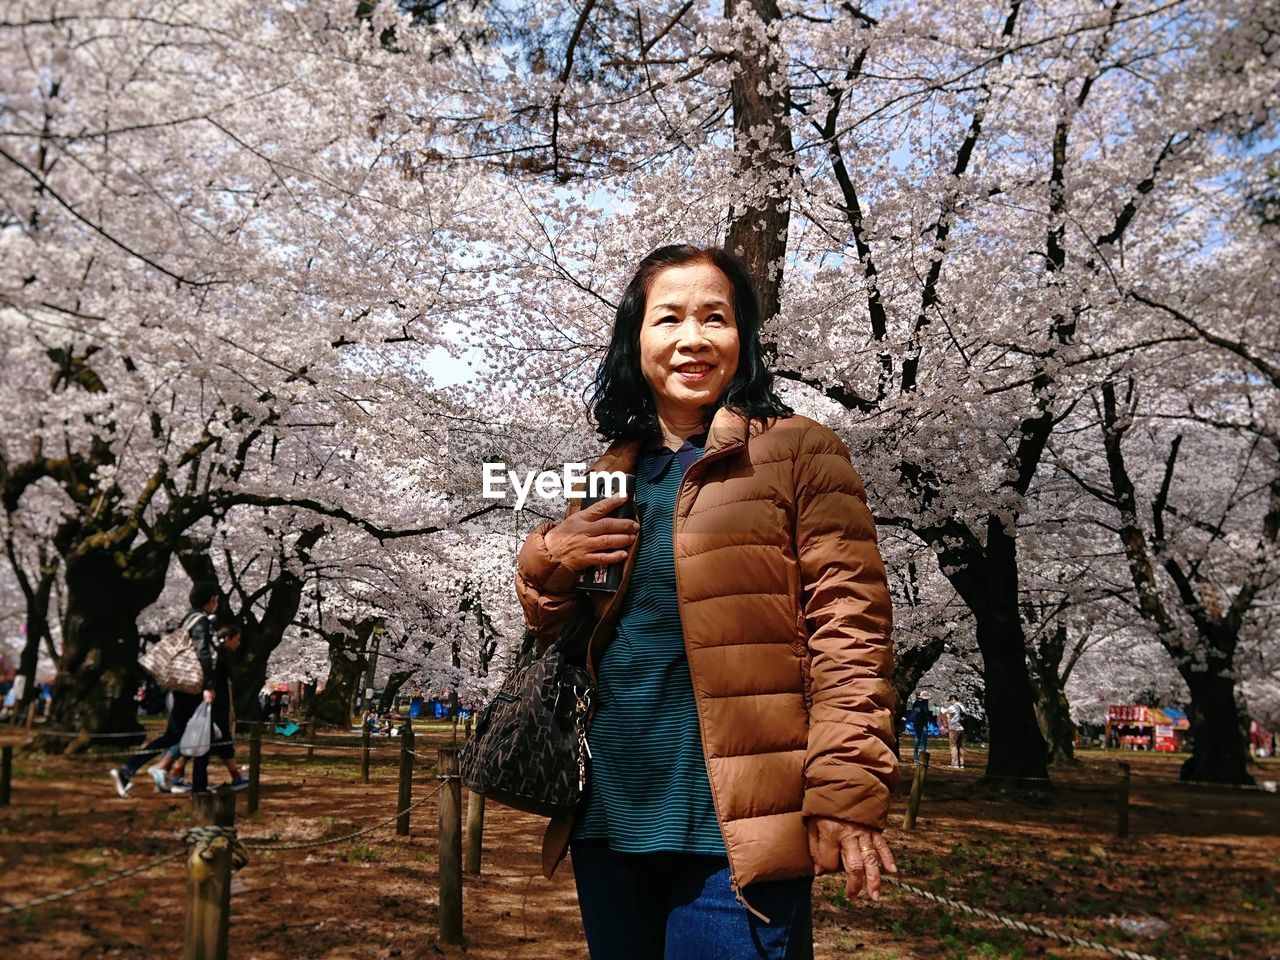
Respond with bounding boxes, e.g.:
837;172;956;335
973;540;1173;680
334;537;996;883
671;436;774;925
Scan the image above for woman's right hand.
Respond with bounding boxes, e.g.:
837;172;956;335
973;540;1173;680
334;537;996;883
543;494;639;573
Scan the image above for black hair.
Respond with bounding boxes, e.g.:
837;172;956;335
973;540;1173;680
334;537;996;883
189;580;220;609
587;244;792;443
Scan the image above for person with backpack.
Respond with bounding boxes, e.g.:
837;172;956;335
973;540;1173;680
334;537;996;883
109;580;219;797
904;693;934;762
940;696;966;769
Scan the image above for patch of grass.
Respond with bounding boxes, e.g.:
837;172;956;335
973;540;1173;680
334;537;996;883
13;759;59;781
342;843;383;863
826;885;850;907
126;890;145;908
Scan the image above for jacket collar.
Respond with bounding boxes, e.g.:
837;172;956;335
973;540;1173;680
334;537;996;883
586;404;756;478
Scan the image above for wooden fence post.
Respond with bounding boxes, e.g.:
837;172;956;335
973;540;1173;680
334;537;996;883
1;745;12;806
1116;761;1131;840
306;716;317;759
396;721;414;836
361;724;371;784
247;724;262;815
464;789;484;875
903;750;930;831
438;747;463;945
184;791;235;960
24;701;36;731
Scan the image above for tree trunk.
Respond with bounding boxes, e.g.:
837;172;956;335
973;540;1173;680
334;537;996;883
378;668;415;712
1180;668;1254;785
1034;685;1078;765
41;547;166;745
1027;623;1078;765
312;620;377;726
4;540;59;720
724;0;793;329
949;530;1050;783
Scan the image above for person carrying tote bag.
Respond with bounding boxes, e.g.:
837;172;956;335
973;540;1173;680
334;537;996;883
109;581;220;798
515;245;899;960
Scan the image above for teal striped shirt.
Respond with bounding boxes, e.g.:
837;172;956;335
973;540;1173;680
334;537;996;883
572;432;725;854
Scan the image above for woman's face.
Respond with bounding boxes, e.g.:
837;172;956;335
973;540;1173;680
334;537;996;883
638;262;740;420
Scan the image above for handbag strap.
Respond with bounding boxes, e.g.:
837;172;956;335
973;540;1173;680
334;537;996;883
179;611;206;638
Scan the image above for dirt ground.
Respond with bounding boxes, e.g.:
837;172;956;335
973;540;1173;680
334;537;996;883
1;723;1276;960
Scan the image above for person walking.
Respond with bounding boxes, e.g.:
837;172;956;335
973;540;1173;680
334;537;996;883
516;244;899;960
188;623;249;793
940;697;966;769
905;694;934;763
110;581;219;797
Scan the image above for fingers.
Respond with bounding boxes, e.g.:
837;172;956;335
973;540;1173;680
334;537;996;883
586;532;637;551
589;517;641;535
838;831;866;900
873;833;897;874
858;832;883;901
814;822;842;873
581;493;632;518
807;821;822;870
581;550;629;567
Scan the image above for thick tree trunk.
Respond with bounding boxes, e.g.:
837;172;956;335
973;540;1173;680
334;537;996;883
1179;668;1254;785
974;608;1050;782
313;645;366;726
231;635;272;724
949;531;1050;783
41;547;166;745
312;620;377;726
724;0;793;329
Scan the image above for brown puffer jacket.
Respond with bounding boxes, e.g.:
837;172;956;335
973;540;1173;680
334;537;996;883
515;404;898;912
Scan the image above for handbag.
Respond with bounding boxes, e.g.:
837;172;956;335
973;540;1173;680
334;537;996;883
139;612;206;694
460;607;596;817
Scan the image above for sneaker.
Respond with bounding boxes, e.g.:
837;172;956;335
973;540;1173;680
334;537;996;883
227;775;250;792
146;767;171;793
109;768;132;798
169;777;192;794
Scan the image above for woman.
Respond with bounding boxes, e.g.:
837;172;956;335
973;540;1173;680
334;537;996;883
515;245;898;959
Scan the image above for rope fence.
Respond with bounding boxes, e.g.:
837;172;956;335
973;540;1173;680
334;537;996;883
6;727;1265;957
884;875;1161;960
0;740;454;957
0;848;187;917
243;783;443;853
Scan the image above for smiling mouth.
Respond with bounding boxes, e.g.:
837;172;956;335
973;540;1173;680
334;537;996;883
674;362;714;378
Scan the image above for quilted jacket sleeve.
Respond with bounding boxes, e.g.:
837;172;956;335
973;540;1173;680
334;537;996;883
189;611;216;692
515;516;587;654
793;421;899;830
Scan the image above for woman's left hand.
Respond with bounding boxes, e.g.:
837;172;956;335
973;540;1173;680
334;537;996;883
807;817;897;901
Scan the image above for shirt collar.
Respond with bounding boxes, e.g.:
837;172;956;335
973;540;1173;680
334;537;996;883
642;430;708;481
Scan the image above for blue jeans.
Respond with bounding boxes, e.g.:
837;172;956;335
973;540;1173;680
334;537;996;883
570;839;813;960
913;728;928;761
121;691;201;778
